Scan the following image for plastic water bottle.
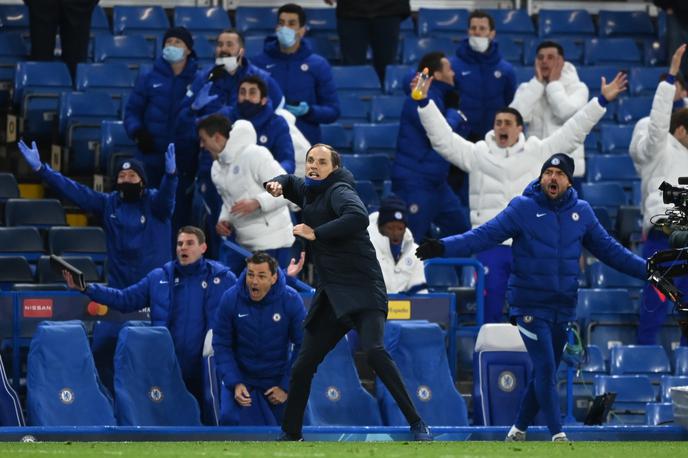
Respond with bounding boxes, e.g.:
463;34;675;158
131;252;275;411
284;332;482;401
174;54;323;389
411;68;430;101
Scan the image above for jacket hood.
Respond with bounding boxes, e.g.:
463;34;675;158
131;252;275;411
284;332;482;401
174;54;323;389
559;61;581;86
263;35;313;60
218;119;257;165
307;167;356;195
235;266;287;306
524;178;578;210
456;38;502;65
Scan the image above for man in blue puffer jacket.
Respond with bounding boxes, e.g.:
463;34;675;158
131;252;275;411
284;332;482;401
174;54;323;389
451;10;516;140
252;3;340;144
417;154;646;442
213;252;305;426
394;51;471;241
64;226;237;424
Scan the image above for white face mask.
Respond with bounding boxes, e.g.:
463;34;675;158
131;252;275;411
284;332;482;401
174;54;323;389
215;56;239;74
468;36;490;53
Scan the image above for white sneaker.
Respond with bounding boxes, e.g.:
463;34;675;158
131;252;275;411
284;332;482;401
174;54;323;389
505;430;526;442
552;433;570;442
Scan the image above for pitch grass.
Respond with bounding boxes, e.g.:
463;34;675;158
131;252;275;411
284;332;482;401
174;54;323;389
0;441;686;457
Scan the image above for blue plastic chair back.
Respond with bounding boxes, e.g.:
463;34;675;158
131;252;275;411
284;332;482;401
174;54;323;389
537;9;595;39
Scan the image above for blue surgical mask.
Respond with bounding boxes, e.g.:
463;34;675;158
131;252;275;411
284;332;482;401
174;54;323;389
162;46;185;63
276;26;297;48
237;101;264;119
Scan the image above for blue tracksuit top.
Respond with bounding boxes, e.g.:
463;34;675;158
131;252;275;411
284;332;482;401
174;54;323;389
441;180;646;321
38;164;177;288
252;37;340;144
123;56;199;172
85;258;237;382
220;100;295;173
213;268;306;392
394;79;470;184
450;38;516;138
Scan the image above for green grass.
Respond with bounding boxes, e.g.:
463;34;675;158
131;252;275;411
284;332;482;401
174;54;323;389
0;441;686;458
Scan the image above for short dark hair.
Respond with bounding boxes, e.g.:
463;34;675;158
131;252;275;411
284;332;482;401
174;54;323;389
217;28;244;48
246;251;278;274
197;114;231;138
418;51;446;74
469;10;495;31
278;3;306;27
660;71;686;89
307;143;341;168
495;107;524;126
670;108;688;134
536;40;565;58
239;75;268;99
177;226;206;245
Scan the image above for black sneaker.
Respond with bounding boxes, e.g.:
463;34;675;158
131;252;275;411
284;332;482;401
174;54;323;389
277;432;304;442
410;420;433;441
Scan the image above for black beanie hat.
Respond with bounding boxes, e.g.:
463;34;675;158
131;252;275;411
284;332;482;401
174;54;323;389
540;153;574;183
115;158;147;185
378;195;408;226
163;26;194;53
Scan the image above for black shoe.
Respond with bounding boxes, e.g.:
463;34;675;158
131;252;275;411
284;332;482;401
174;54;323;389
277;432;304;442
410;420;433;441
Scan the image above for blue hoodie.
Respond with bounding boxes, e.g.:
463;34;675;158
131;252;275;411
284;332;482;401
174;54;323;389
450;38;516;139
252;37;340;144
213;269;306;391
441;180;646;321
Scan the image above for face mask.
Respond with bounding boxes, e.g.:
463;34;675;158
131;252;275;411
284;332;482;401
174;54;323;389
215;56;239;74
162;46;185;63
276;26;297;48
117;182;144;203
468;36;490;53
237;101;264;119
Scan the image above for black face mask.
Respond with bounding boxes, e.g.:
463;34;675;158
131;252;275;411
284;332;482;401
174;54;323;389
117;181;144;203
237;101;264;119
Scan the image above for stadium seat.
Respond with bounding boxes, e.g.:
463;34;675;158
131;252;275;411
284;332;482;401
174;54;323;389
581;182;627;214
586;155;638;182
675;347;688;376
513;65;534;85
243;35;264;59
599;124;634;154
523;37;583;65
307;336;383;426
577;288;637;360
379;321;468;426
581;344;607;379
114;326;201;426
49;226;107;263
629;67;665;96
191;35;216;67
341;154;390;184
91;5;110;35
586;261;645;289
338;94;371;127
332;65;381;95
304;35;339;62
402;36;454;65
598;11;654;38
424;264;460;291
0;5;29;34
99;120;138;176
643;39;667;67
112;6;169;37
0;354;23;426
384;64;412;95
370;95;405;124
577;65;618;96
94;35;154;75
0;227;44;262
0;173;19;201
0;256;34;289
234;7;278;37
304;8;337;40
585;130;600;154
4;198;66;228
173;7;230;42
13;61;72;137
615;205;642;245
484;9;535;39
355;180;380;213
417;8;468;39
616;96;652;124
593;375;655;415
645;402;673;425
320;123;352;154
352;123;399;156
584;38;642;66
610;345;671;382
27;322;116;426
537;9;595;39
498;36;523;64
660;375;688;403
0;32;29;105
75;62;135;114
37;255;101;284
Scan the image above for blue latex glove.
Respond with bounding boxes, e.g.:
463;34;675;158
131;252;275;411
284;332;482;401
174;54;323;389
192;82;219;111
165;143;176;174
284;101;309;117
17;139;42;171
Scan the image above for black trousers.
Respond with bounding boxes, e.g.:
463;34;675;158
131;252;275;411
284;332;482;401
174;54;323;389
25;0;97;79
282;295;420;434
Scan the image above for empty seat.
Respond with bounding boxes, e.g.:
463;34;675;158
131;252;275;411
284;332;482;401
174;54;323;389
94;35;154;74
660;375;688;403
581;182;627;220
234;7;278;37
114;326;201;426
99;120;137;176
599;124;634;155
610;345;671;381
598;11;654;38
593;374;655;413
0;227;44;262
616;96;652;124
523;37;583;65
629;67;665;96
49;226;107;262
587;261;645;289
4;198;66;228
304;35;339;62
0;256;34;289
113;6;169;36
0;5;29;33
321;123;352;153
27;322;116;426
352;123;399;156
425;264;459;291
338;95;371;127
0;173;19;200
332;65;380;95
75;62;135;111
90;5;110;35
580;344;607;380
676;347;688;376
355;180;380;213
0;32;29;105
577;288;637;360
584;38;642;66
537;9;595;39
341;154;390;184
417;8;468;38
577;66;618;96
586;155;639;182
369;95;405;124
173;7;230;41
384;64;412;95
513;65;534;85
498;36;523;64
37;255;100;284
304;8;337;38
402;36;454;65
645;402;673;425
484;9;535;38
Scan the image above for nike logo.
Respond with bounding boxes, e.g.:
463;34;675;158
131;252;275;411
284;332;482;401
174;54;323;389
159;280;168;284
536;213;547;218
461;71;471;76
238;313;249;318
153;83;162;88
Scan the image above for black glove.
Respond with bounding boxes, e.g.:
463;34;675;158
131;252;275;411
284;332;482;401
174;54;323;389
415;238;444;260
135;129;156;154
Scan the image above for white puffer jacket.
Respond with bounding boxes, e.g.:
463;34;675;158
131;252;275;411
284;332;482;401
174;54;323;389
418;97;606;235
510;62;589;176
211;120;295;250
276;108;310;178
367;212;426;294
629;81;688;232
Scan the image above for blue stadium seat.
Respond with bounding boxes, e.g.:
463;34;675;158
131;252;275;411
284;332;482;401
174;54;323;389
498;36;523;64
369;95;405;123
0;32;29;105
27;322;116;426
352;123;399;156
0;227;44;263
91;5;110;35
523;37;583;65
341;154;390;184
402;36;454;65
616;96;652;124
0;256;34;289
513;65;534;84
581;182;627;222
584;38;642;67
384;64;412;95
321;123;352;153
676;347;688;376
307;336;383;426
243;35;264;59
4;198;66;228
13;61;72;137
332;65;380;95
585;130;600;154
593;375;655;414
484;9;535;38
192;34;217;67
173;7;230;42
304;35;339;62
37;255;101;284
599;124;634;154
576;66;618;96
100;120;137;176
114;326;201;426
0;354;23;426
598;11;654;38
113;6;169;36
0;173;19;200
49;226;106;263
629;67;665;96
586;261;645;290
643;39;667;67
581;344;607;379
234;7;278;37
424;265;460;291
576;288;635;323
660;375;688;403
75;62;135;113
586;155;638;182
304;8;337;39
417;8;468;39
0;5;29;34
610;345;671;381
645;402;673;425
94;35;154;75
379;321;468;426
537;9;595;39
338;94;371;127
355;180;379;213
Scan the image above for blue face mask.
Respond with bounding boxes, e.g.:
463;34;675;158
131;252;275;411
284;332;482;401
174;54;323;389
304;177;326;188
276;26;297;48
237;101;264;119
162;46;185;63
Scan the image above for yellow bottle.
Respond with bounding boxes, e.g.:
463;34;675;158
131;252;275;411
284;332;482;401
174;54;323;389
411;68;429;101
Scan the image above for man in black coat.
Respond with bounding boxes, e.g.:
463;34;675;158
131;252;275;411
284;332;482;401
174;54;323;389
265;144;431;441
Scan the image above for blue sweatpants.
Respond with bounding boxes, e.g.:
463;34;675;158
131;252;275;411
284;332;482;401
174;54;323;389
476;245;512;324
220;384;286;426
639;230;688;346
513;315;567;435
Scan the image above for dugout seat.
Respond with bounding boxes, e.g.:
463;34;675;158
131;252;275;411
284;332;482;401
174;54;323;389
173;7;230;43
537;9;595;39
598;11;654;38
332;65;381;96
616;96;653;124
384;64;412;95
352;123;399;156
645;402;673;425
417;8;468;39
234;7;278;38
321;123;352;154
610;345;671;383
660;375;688;403
0;227;45;263
0;256;34;289
676;347;688;376
49;226;107;263
629;67;665;96
370;95;405;124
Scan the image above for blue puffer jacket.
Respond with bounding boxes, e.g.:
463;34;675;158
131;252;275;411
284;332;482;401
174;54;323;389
450;39;516;139
213;269;305;392
86;258;237;383
252;37;340;144
38;164;177;288
394;79;470;184
442;180;646;322
220;100;295;173
124;56;199;173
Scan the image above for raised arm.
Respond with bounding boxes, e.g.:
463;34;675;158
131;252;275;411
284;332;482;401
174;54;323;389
82;275;151;314
265;174;306;207
149;144;178;220
312;185;369;240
